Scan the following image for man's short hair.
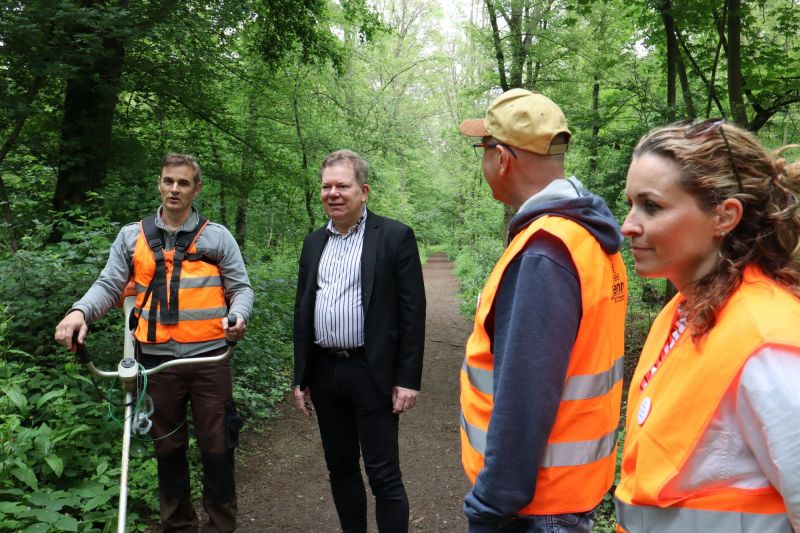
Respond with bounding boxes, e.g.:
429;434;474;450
320;150;369;186
162;153;201;184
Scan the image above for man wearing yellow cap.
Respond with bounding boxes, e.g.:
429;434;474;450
458;89;628;532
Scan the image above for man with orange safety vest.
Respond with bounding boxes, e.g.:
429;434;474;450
55;153;253;532
458;89;628;532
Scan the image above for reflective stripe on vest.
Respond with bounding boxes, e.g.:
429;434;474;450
615;266;799;528
132;217;227;344
460;214;628;515
616;498;791;533
138;307;228;322
562;355;624;401
462;355;624;400
461;412;618;467
135;276;222;293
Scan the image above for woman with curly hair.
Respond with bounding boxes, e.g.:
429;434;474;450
614;119;800;532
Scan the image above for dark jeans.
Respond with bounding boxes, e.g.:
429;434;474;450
309;351;409;533
486;507;597;533
142;354;240;533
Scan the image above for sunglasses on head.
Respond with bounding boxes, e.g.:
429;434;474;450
683;118;744;194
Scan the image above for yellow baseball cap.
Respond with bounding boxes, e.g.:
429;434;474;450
460;89;571;155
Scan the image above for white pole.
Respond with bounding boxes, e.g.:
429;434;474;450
118;390;133;533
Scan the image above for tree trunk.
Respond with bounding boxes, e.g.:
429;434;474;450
676;53;696;119
525;16;546;90
304;187;317;236
234;188;248;248
52;0;128;218
291;90;316;234
0;75;45;252
0;76;45;169
235;150;251;248
658;0;678;121
726;0;748;127
0;171;19;252
673;23;725;117
485;0;509;91
220;179;228;228
507;2;525;88
206;125;228;226
235;93;259;249
707;29;724;117
589;78;600;180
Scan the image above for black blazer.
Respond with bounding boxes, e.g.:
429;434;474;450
293;210;426;396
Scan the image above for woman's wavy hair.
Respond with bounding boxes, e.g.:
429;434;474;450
633;120;800;339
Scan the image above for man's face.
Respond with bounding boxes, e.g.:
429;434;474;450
158;164;201;216
320;162;369;231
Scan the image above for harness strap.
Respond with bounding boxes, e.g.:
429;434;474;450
136;213;210;342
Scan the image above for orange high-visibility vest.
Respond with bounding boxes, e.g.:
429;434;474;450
132;215;227;344
460;215;628;515
615;266;799;533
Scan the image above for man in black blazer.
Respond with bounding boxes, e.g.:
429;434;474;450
293;149;426;533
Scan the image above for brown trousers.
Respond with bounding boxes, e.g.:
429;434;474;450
144;355;242;533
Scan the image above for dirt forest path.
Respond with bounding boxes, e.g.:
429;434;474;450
235;252;473;532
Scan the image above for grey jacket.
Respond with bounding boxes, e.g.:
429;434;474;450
72;207;254;357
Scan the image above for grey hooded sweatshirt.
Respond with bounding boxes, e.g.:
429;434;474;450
464;177;623;531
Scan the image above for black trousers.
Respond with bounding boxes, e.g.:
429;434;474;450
309;351;409;533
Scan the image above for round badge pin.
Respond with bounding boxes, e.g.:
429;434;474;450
637;397;652;426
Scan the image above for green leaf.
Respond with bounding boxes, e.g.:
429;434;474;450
1;520;23;531
44;454;64;477
96;460;108;476
52;424;90;443
11;466;38;491
77;483;106;498
83;509;115;521
21;508;60;522
54;514;79;531
46;496;80;512
36;388;66;409
21;523;50;533
0;501;25;514
2;385;27;411
26;492;54;507
83;493;112;511
34;431;53;456
70;374;93;386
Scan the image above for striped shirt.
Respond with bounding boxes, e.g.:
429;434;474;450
314;210;367;348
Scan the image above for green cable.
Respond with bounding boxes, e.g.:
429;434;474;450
105;362;186;442
132;362;185;442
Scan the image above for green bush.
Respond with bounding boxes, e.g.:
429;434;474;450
0;213;121;358
0;307;156;532
452;235;504;318
229;246;298;420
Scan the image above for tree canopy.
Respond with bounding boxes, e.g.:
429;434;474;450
0;0;797;529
